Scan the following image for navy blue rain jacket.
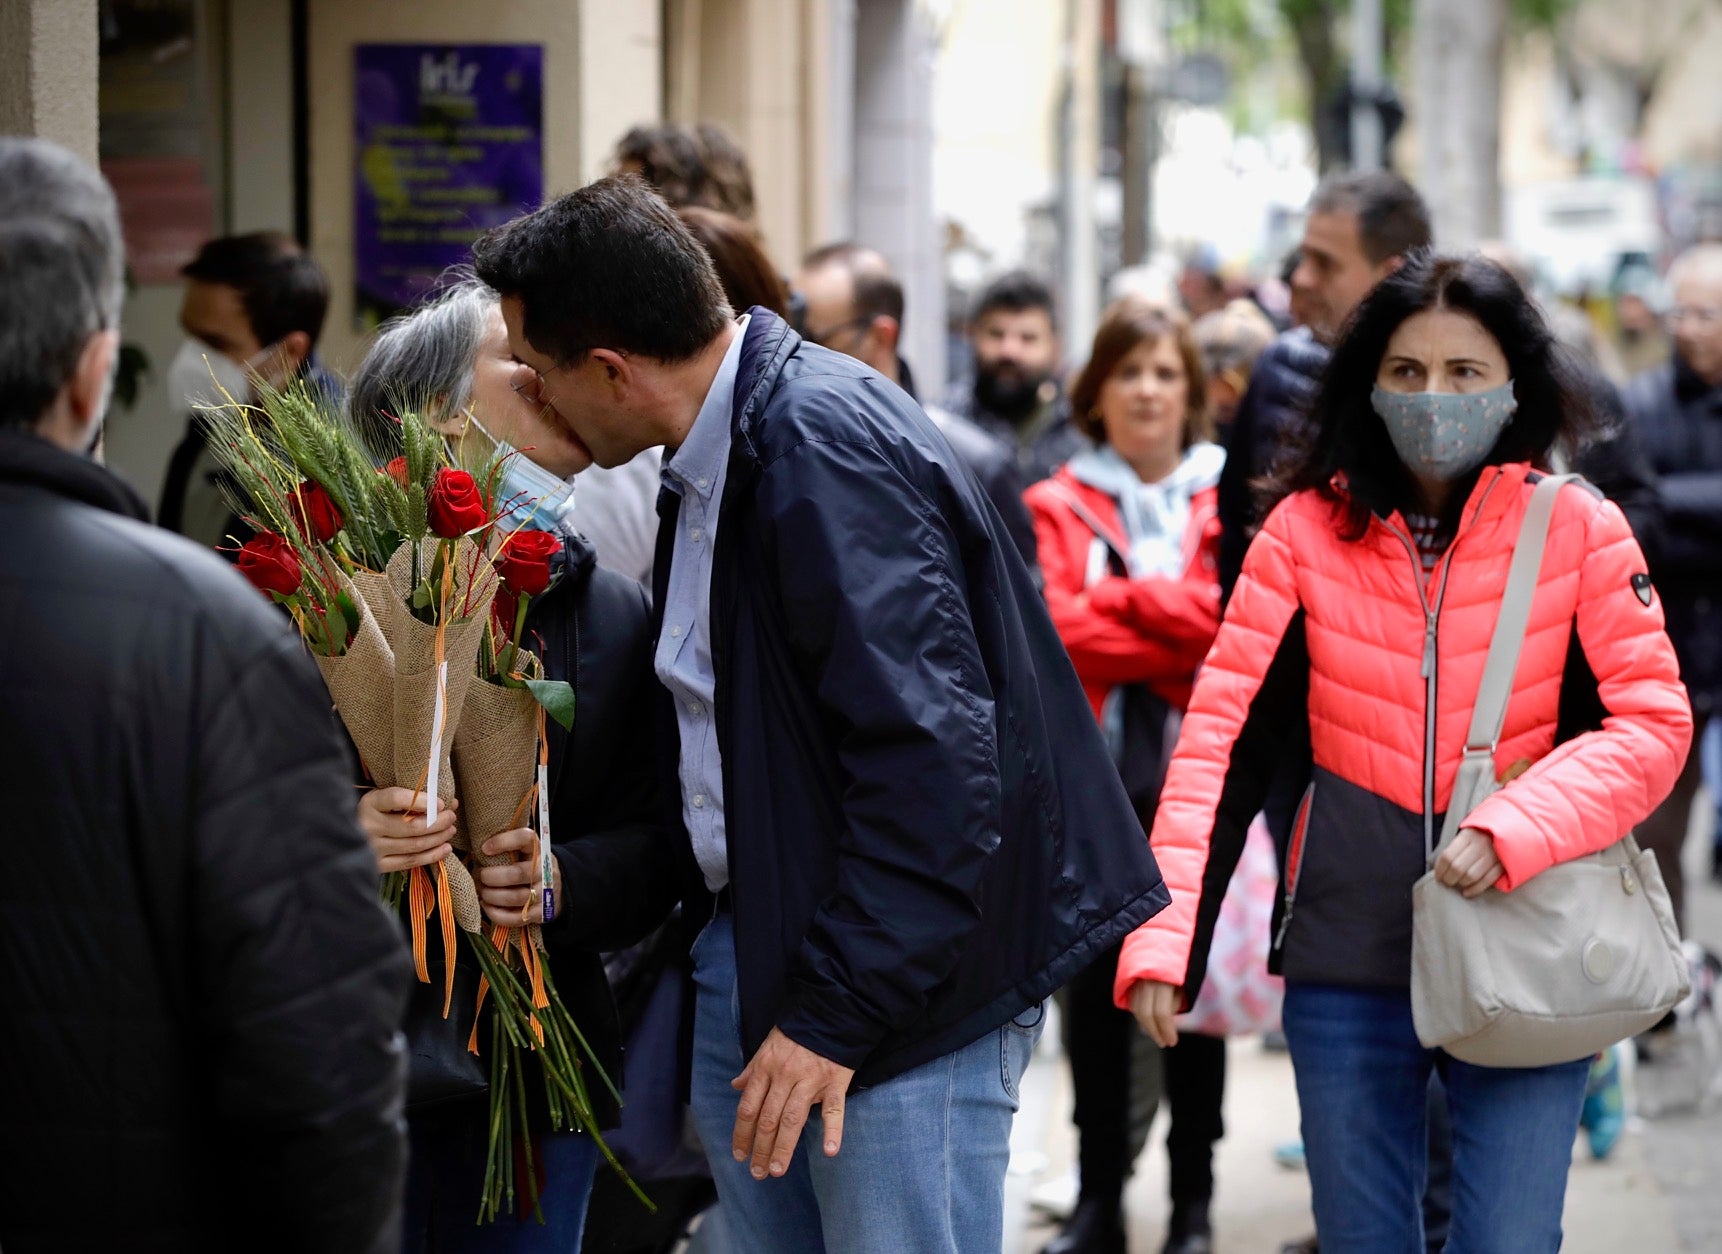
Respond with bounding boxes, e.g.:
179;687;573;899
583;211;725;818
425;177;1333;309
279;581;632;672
650;311;1168;1088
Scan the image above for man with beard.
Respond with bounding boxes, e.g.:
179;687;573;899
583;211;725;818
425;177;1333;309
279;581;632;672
796;241;1039;570
945;270;1088;485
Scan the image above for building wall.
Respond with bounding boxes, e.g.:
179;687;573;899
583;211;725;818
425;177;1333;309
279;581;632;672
306;0;661;373
932;0;1064;277
666;0;832;273
0;0;99;165
853;0;943;395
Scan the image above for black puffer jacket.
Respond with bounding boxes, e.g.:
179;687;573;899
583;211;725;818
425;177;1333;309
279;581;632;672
655;313;1168;1086
1217;326;1329;601
1623;358;1722;710
0;430;410;1253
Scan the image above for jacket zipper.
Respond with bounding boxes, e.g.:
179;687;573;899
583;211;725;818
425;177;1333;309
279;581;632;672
1272;781;1317;951
1381;471;1504;865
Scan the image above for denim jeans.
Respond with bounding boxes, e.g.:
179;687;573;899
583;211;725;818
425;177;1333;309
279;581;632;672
688;912;1042;1253
1282;983;1588;1254
403;1113;600;1253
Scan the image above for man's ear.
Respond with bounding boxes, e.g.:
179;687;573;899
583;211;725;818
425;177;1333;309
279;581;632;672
588;348;633;398
41;329;120;454
281;329;312;370
70;329;119;429
870;315;902;355
1377;253;1408;283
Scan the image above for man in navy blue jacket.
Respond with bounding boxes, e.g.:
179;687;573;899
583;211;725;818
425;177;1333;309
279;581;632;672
474;177;1165;1252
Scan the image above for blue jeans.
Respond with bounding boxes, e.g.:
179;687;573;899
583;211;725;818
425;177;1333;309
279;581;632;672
688;913;1042;1254
403;1114;600;1253
1282;983;1588;1254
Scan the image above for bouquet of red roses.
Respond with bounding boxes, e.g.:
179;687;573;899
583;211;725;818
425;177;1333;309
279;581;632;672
201;381;645;1221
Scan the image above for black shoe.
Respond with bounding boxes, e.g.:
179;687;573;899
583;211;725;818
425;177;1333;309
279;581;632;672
1041;1196;1127;1254
1163;1197;1213;1254
1162;1235;1213;1254
1276;1237;1319;1254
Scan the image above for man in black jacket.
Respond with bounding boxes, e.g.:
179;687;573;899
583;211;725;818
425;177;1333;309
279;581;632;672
473;177;1166;1252
944;270;1090;486
0;137;410;1253
1623;243;1722;922
795;241;1040;571
1218;172;1432;600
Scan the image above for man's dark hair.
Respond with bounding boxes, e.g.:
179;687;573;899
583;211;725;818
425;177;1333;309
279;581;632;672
971;270;1057;328
613;123;756;220
472;175;731;364
0;138;124;430
181;231;330;348
802;242;904;325
1307;171;1432;266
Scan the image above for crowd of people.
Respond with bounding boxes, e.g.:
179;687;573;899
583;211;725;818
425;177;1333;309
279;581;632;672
2;112;1719;1254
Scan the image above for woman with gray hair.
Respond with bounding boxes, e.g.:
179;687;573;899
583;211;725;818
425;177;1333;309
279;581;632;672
348;280;679;1252
349;278;662;580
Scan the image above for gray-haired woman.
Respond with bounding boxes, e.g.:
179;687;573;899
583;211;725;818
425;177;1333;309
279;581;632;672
349;281;679;1252
350;279;661;581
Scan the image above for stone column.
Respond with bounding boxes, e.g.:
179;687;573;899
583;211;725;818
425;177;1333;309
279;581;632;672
0;0;100;165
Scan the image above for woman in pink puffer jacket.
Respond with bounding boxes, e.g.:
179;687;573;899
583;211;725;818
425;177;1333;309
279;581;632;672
1117;252;1691;1254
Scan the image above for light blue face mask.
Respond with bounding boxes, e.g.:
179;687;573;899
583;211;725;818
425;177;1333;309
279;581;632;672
456;415;578;534
1370;381;1518;482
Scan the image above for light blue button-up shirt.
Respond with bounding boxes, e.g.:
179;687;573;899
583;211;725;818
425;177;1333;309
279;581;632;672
655;317;748;891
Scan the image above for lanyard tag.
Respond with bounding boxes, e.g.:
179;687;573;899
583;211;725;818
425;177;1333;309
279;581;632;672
537;762;554;921
425;659;448;826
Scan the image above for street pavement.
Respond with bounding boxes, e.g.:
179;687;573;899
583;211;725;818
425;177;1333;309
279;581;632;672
1005;793;1722;1254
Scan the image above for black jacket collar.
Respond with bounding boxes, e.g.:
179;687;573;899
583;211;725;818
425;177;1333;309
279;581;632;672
0;428;150;522
1673;356;1722;408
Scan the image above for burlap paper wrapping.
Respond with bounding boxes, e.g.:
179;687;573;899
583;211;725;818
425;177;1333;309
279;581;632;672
348;568;398;649
454;662;546;948
385;537;499;933
312;569;396;787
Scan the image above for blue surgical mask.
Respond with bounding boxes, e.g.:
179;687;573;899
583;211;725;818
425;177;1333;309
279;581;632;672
1370;382;1518;482
457;416;578;534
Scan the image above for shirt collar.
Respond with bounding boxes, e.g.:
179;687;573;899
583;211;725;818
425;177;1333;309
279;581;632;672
665;315;750;501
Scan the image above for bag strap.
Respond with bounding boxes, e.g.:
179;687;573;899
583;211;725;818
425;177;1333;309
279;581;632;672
1464;473;1578;753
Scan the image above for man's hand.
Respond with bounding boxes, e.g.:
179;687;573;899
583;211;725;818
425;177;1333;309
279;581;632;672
1434;827;1504;898
1129;979;1182;1048
477;828;562;927
731;1028;856;1180
356;787;457;873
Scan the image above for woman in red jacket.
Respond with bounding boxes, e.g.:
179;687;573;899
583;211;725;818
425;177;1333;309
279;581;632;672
1117;253;1693;1254
1027;299;1224;1254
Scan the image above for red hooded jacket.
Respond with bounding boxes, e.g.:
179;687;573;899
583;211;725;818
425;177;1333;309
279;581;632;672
1026;465;1223;720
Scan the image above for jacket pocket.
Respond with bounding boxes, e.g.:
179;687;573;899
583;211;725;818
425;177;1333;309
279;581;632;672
1271;780;1316;954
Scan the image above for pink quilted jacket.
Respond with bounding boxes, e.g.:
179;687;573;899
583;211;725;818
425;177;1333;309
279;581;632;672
1115;463;1693;1006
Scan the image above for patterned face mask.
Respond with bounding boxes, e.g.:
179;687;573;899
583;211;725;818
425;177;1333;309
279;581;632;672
1370;381;1518;482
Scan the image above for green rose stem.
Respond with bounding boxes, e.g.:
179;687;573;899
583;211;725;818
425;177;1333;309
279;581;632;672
500;592;532;682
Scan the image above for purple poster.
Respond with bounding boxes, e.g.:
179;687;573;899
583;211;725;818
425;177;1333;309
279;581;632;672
353;44;543;327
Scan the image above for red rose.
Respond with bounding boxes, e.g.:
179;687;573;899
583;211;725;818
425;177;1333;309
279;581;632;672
289;479;343;543
237;532;303;597
495;528;561;597
382;456;409;486
427;468;488;538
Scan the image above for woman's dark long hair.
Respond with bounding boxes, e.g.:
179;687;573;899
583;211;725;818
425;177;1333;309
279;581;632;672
1262;250;1600;540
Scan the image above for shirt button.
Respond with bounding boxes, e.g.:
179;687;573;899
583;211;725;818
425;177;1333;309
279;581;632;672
687;700;703;715
691;529;703;543
669;625;682;638
696;477;709;489
692;794;707;809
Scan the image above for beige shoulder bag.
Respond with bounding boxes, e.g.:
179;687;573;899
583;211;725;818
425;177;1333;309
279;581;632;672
1409;473;1689;1068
